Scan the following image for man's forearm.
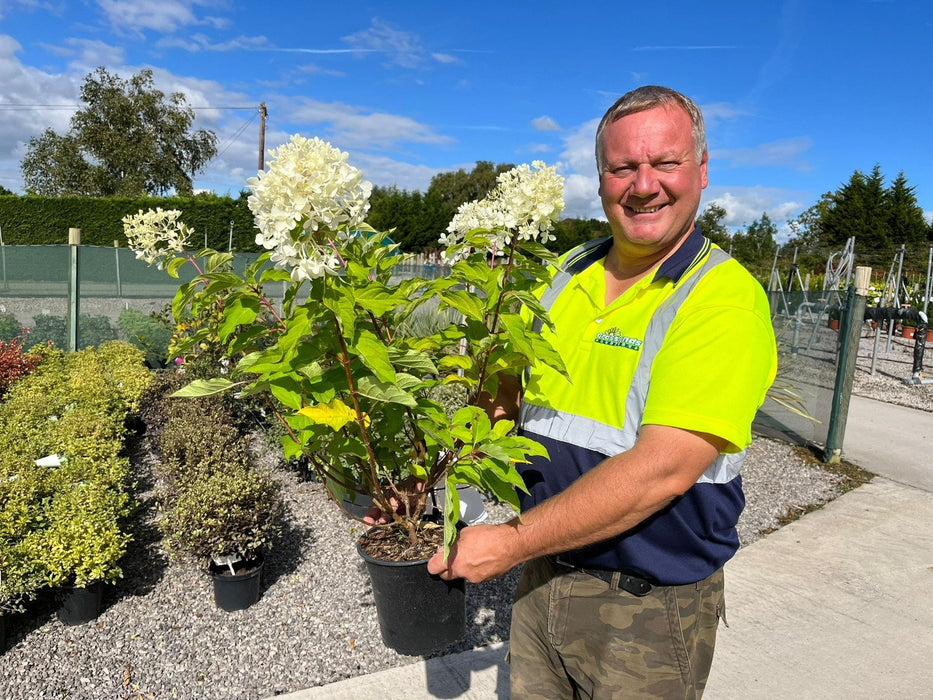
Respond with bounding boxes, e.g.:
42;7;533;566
503;425;723;563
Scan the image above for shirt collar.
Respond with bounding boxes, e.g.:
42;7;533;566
653;225;707;285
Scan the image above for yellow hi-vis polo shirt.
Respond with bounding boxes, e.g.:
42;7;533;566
517;227;778;584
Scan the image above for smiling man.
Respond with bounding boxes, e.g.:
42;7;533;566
428;86;777;699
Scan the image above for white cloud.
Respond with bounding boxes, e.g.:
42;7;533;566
531;115;560;131
96;0;199;34
295;63;346;78
156;33;273;52
0;35;82;191
342;18;426;68
431;52;458;64
525;143;551;154
553;118;602;219
702;186;806;230
712;136;813;170
350;153;446;192
42;38;126;73
285;97;453;150
700;101;748;126
557;117;599;176
562;172;603;220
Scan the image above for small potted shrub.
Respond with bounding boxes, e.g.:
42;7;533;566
42;480;133;624
150;382;284;611
125;137;566;652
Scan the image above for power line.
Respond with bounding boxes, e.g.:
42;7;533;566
215;111;259;160
0;104;255;111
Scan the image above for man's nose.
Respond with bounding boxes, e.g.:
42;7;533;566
631;164;659;196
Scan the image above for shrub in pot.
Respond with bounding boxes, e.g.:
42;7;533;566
42;480;133;624
148;377;284;611
125;137;566;651
159;463;283;611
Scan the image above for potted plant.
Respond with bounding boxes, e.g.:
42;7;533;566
42;479;133;624
148;376;285;612
159;463;283;611
124;135;566;654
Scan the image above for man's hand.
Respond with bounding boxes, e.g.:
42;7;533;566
427;522;521;584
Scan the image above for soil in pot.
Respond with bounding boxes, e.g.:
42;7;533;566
57;582;104;625
209;557;263;612
358;522;466;656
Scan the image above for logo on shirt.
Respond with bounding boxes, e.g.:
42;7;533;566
594;327;643;350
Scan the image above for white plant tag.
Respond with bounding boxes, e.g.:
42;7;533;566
211;554;240;575
35;454;63;467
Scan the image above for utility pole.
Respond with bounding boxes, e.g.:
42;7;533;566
258;102;267;171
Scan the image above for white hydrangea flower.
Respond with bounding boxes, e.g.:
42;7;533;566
441;161;564;262
247;135;372;281
122;208;193;269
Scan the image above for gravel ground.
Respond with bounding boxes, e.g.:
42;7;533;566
0;327;926;699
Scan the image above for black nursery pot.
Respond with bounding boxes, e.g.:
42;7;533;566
357;546;466;656
209;557;263;612
57;582;103;625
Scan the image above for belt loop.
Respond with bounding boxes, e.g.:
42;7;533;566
609;571;621;590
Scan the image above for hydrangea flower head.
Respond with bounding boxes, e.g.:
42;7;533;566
122;208;193;269
442;161;564;261
247;135;372;281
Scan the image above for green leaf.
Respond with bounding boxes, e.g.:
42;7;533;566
443;482;459;557
516;240;558;262
170;378;238;398
509;290;553;330
437;354;473;372
354;285;402;316
218;295;260;342
355;375;417;407
171;281;198;323
355;329;396;383
166;256;187;279
269;375;304;410
386;347;438;375
440;289;487;323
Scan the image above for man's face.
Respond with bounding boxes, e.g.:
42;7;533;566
598;104;708;261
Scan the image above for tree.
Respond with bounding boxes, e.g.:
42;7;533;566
425;161;515;217
696;203;731;248
0;184;13;196
886;171;928;248
731;212;777;277
820;165;888;251
21;67;217;197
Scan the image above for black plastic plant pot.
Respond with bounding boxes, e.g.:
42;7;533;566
57;582;103;625
210;557;263;612
358;546;466;656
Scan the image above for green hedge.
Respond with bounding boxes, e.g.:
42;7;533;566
0;192;260;250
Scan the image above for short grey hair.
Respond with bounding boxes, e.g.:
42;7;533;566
595;85;707;174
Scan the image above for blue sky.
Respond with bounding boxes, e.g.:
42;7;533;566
1;0;931;241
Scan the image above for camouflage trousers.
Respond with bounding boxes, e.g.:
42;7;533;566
509;556;726;700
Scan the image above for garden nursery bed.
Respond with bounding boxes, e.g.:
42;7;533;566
0;429;866;700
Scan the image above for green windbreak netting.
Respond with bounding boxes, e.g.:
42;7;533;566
0;246;840;447
0;245;450;361
753;290;840;448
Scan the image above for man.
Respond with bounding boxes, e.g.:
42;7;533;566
428;85;777;698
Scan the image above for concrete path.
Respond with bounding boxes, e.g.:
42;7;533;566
843;394;933;491
274;394;933;699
